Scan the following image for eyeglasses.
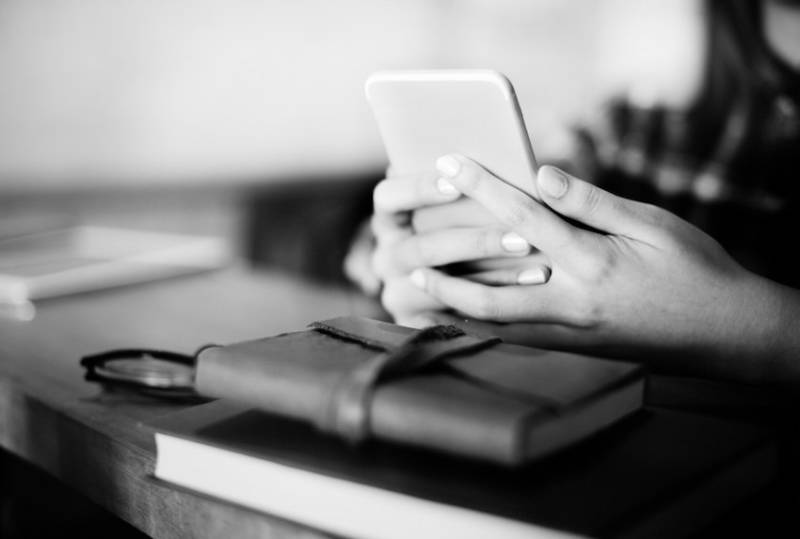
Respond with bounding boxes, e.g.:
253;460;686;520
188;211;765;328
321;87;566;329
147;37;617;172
80;346;215;402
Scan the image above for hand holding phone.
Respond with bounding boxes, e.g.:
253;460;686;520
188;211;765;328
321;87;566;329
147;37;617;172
364;70;548;326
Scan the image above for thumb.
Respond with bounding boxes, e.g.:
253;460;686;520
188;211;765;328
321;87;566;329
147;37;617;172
536;165;664;241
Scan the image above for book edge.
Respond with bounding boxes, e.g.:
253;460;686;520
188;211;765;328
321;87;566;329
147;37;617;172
153;431;582;539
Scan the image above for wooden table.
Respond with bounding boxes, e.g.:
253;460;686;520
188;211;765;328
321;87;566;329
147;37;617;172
0;265;382;538
0;264;795;538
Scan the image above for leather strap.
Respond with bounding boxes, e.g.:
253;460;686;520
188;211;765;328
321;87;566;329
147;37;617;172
310;318;501;444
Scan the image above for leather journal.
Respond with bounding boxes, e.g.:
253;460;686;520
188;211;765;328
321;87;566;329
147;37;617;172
194;316;645;465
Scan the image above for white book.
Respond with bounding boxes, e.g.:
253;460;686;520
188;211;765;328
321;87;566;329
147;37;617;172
0;225;230;309
151;400;774;539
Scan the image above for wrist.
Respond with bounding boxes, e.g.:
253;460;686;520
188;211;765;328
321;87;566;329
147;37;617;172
722;271;800;386
754;276;800;385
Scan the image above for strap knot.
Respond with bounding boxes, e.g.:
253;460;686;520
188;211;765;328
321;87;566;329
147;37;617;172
310;320;500;444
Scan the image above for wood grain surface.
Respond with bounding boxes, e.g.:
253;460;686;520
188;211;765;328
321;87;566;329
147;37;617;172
0;265;382;538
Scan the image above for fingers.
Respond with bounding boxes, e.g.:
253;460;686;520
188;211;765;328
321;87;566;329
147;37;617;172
435;155;592;265
343;221;382;296
381;278;445;328
466;265;551;286
449;252;549;272
451;252;551;285
409;267;563;323
373;174;461;215
536;165;671;245
411;198;499;232
371;211;412;244
372;227;532;278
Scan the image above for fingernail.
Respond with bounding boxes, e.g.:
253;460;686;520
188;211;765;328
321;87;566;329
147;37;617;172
500;232;529;253
436;155;461;178
517;267;551;285
436;177;459;196
539;167;569;199
409;269;426;288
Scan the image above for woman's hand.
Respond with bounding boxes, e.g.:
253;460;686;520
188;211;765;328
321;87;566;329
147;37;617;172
408;155;800;384
370;171;550;327
344;128;588;304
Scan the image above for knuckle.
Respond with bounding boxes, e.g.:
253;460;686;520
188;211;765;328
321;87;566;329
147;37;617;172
472;229;496;258
584;246;619;284
644;205;684;244
640;201;668;221
639;201;660;212
571;297;603;328
579;185;604;216
560;287;603;328
627;202;683;244
637;202;669;227
500;198;538;229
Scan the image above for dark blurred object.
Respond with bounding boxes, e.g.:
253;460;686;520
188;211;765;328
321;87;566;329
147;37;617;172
80;347;211;402
647;373;800;538
245;173;379;285
576;0;800;287
0;450;147;539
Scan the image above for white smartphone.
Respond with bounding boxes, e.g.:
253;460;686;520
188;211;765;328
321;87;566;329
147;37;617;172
365;69;538;197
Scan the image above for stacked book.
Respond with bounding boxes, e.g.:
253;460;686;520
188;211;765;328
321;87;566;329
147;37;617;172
150;318;774;539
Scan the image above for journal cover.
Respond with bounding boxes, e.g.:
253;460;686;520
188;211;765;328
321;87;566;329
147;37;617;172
195;316;645;464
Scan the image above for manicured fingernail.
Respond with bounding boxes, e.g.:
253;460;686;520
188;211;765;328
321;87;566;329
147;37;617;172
500;232;529;253
436;177;459;196
409;269;426;288
539;167;569;199
436;155;461;178
517;267;551;285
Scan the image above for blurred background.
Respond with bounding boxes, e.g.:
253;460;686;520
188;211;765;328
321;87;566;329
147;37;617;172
0;0;704;189
7;0;794;285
